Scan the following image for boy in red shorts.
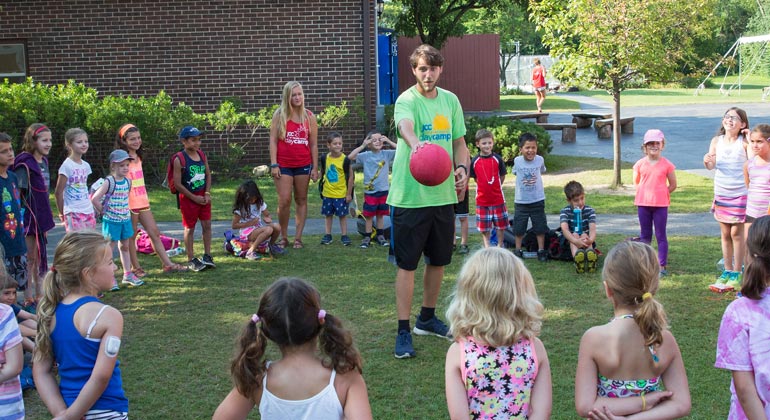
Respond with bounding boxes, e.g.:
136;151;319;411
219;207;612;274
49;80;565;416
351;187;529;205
173;126;214;272
470;129;508;248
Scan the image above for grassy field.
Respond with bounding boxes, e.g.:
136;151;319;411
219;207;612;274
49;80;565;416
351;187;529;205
26;155;729;419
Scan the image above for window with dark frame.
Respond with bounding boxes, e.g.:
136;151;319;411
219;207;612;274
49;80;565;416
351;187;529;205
0;41;27;82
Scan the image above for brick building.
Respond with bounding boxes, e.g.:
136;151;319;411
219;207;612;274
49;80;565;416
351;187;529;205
0;0;378;165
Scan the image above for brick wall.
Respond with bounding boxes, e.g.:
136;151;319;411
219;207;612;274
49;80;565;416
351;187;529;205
0;0;377;168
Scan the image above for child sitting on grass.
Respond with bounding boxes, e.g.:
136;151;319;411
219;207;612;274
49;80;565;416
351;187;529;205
0;277;36;354
231;180;286;260
559;180;598;273
213;277;372;419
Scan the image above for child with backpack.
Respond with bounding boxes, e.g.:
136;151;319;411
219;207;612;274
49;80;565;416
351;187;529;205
319;132;354;246
347;130;396;248
172;126;214;272
91;150;144;289
470;129;508;249
559;181;598;273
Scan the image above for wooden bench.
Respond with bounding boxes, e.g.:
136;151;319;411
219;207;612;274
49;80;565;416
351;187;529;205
572;113;612;128
594;117;635;138
537;123;577;143
503;112;549;124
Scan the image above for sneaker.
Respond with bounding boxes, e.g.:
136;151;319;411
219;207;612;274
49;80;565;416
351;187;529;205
725;271;742;291
537;249;548;262
269;244;287;256
110;284;120;292
341;235;352;246
360;237;371;249
413;315;452;339
188;257;207;272
245;251;261;261
513;249;524;258
710;270;734;292
121;272;145;287
574;250;586;274
659;268;668;277
320;234;333;245
202;254;216;268
394;330;416;359
458;244;470;255
376;235;389;246
585;249;598;273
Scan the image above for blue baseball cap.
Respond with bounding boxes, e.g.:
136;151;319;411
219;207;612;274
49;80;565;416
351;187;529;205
109;149;134;163
179;125;203;139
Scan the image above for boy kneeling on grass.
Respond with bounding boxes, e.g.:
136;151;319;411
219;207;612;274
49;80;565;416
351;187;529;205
559;180;598;273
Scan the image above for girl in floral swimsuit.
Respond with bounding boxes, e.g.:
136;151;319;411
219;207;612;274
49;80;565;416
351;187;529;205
575;241;691;419
444;247;552;419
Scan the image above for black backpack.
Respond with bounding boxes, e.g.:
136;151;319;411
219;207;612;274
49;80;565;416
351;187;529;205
547;227;574;261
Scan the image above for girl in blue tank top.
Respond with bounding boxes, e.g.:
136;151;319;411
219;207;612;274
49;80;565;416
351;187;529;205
33;231;129;420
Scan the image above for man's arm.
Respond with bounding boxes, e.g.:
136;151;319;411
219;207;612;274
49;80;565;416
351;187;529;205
453;136;470;194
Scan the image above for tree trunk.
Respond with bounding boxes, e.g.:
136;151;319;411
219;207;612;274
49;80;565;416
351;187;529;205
611;84;622;188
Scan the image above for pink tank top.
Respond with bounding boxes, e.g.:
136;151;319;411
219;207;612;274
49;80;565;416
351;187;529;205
746;156;770;218
276;111;313;168
127;158;150;210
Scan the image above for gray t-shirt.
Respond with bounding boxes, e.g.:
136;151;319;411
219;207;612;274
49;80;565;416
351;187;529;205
356;150;396;194
512;155;546;204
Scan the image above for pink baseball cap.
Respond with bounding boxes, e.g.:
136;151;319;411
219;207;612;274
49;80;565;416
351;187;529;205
643;129;665;144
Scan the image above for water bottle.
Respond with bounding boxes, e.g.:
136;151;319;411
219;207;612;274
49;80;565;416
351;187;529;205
573;207;583;235
167;247;185;257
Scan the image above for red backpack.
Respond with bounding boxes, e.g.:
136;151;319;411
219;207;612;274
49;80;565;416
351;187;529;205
164;150;207;194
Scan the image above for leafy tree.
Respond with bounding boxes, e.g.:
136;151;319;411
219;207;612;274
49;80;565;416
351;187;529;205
391;0;504;49
531;0;716;187
463;2;545;86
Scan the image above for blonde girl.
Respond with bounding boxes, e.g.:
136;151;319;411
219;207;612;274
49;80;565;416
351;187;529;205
12;123;56;307
575;241;690;419
115;123;188;274
268;81;319;249
704;107;750;290
742;124;770;272
33;231;129;419
633;129;677;276
213;277;372;420
445;247;552;419
715;215;770;419
54;128;95;232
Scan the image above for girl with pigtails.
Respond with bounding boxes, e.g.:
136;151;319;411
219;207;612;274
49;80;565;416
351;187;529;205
575;241;691;420
213;277;372;420
33;231;129;420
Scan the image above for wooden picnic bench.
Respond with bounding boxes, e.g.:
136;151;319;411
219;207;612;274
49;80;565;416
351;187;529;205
594;117;635;139
572;113;612;128
503;112;549;124
536;123;577;143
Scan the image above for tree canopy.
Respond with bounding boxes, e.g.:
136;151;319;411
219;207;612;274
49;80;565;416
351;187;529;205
531;0;716;187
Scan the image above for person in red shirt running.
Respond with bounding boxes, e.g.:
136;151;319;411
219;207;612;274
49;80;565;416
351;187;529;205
532;58;547;113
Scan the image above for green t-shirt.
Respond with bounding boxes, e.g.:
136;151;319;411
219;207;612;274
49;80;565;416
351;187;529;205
387;86;466;208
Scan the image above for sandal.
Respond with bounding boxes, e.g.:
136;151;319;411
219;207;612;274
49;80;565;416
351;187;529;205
278;238;289;248
163;263;189;273
293;239;304;249
132;267;147;278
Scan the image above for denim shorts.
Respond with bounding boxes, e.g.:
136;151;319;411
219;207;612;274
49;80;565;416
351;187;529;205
279;164;312;177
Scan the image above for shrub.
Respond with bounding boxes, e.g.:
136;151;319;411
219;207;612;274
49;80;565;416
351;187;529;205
464;116;552;164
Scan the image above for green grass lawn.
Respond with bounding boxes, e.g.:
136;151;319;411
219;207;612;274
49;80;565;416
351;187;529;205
24;233;735;419
499;95;582;112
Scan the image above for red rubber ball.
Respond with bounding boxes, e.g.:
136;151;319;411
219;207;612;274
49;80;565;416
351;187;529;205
409;143;452;186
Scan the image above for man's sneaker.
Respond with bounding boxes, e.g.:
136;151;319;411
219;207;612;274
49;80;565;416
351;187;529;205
376;235;389;246
202;254;216;268
341;235;352;246
269;244;287;256
585;249;598;273
245;251;261;261
394;330;416;359
188;257;207;272
320;234;333;245
360;237;371;249
458;244;470;255
537;249;548;262
413;315;452;339
121;272;145;287
574;250;586;274
513;249;524;258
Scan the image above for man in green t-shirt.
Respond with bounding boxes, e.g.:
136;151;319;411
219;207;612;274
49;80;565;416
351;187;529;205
388;44;470;359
